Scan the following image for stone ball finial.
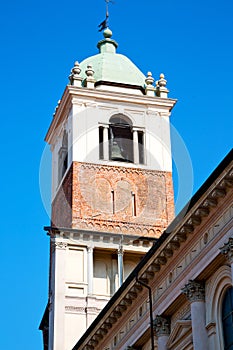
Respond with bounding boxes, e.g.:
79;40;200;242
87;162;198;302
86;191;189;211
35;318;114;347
145;71;155;86
103;28;112;38
158;73;167;88
85;64;94;78
72;61;81;75
69;61;83;86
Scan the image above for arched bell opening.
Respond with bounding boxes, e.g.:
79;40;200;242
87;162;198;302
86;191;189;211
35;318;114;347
109;114;133;163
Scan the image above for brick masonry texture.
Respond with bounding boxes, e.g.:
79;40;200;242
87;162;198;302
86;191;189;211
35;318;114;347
52;162;174;238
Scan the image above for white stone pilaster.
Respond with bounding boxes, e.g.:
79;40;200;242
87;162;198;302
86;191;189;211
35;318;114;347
51;240;67;350
133;129;139;164
87;246;94;295
118;245;124;287
182;280;209;350
103;126;109;160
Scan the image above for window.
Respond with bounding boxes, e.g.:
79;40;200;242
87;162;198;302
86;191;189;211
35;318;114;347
222;287;233;350
99;114;145;164
58;130;68;183
99;126;104;160
138;130;144;164
109;115;133;163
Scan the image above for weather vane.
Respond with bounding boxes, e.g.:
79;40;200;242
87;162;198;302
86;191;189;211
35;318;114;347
98;0;114;32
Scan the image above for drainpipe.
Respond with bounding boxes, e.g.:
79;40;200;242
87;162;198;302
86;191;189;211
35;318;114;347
136;276;154;350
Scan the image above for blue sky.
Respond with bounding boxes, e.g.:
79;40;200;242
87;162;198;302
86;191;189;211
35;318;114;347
0;0;232;349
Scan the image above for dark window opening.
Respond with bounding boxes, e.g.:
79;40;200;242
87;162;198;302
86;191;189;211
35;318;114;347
99;114;145;165
109;123;133;163
111;190;115;214
132;192;136;216
63;153;68;175
138;131;144;164
222;287;233;350
99;127;104;160
58;131;68;183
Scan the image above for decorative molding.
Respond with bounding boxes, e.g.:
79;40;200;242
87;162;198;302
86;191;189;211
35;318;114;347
220;237;233;264
153;315;171;336
79;162;169;177
51;241;67;252
74;218;163;238
206;322;216;337
182;280;205;302
86;307;102;314
171;302;190;328
55;241;67;250
65;306;85;313
167;320;192;348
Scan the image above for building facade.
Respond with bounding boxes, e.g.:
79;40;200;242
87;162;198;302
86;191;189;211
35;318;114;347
72;150;233;350
40;27;177;350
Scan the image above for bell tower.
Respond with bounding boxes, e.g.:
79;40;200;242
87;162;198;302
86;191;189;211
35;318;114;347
40;28;176;350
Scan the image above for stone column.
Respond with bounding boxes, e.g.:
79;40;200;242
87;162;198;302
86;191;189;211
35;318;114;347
220;237;233;282
103;126;109;160
153;315;170;350
182;280;209;350
133;129;139;164
117;244;124;287
87;246;94;295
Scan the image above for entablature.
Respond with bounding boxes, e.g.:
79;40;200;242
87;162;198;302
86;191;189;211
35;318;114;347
45;85;177;144
45;227;155;253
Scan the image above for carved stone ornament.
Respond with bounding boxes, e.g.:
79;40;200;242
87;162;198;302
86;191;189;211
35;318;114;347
153;315;171;336
182;280;205;302
220;237;233;264
54;241;67;250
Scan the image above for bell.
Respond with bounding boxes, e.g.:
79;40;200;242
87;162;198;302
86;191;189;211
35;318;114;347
110;140;126;161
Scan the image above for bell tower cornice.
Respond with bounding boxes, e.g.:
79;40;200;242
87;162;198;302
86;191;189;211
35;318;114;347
45;84;177;144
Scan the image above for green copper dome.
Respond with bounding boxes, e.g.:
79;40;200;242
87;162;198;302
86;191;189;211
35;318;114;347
79;28;146;88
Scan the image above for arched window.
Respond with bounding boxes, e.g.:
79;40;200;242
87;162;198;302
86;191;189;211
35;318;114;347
99;114;145;164
58;130;68;183
222;286;233;350
109;114;133;163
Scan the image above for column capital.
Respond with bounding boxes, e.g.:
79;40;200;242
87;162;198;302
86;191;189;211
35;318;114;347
132;126;143;132
117;245;124;255
87;245;94;253
99;123;109;128
220;237;233;264
51;240;67;251
153;315;170;336
182;280;205;302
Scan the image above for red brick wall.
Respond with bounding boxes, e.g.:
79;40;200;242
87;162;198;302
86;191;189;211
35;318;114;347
52;162;174;238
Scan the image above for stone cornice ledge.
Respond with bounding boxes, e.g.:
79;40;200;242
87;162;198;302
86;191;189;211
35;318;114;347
45;85;177;143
